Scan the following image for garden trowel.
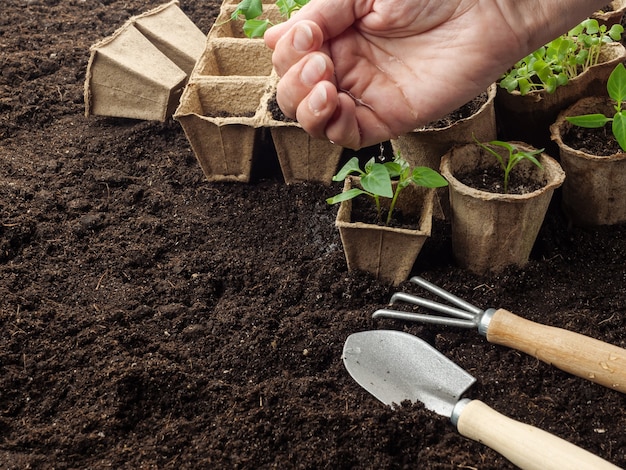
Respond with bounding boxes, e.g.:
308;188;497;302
342;330;620;470
372;276;626;394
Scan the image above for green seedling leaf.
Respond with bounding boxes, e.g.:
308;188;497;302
364;157;377;173
325;188;366;205
609;24;625;41
276;0;309;17
501;17;622;95
327;151;447;225
607;63;626;103
566;114;611;128
567;63;626;152
383;161;405;179
521;148;544;169
332;157;363;181
232;0;263;19
411;167;449;188
499;75;518;93
544;75;558;94
360;164;393;198
475;137;543;193
575;49;589;65
582;18;600;35
569;22;584;36
556;73;569;88
612;111;626;151
243;19;270;38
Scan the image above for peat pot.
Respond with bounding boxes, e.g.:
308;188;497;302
261;75;344;184
440;142;565;274
550;96;626;226
335;176;434;285
174;77;268;182
85;0;205;121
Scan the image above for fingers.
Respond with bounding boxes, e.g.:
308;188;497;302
292;81;340;138
265;12;372;148
264;0;358;49
267;21;325;76
275;51;335;116
323;93;362;149
292;85;365;150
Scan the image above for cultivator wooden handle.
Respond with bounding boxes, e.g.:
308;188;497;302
486;308;626;394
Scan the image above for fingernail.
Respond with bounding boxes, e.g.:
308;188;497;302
293;23;313;52
308;84;327;115
301;54;326;86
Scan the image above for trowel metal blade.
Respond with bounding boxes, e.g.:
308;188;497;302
342;330;476;418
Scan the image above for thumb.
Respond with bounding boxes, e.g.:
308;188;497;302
264;0;359;49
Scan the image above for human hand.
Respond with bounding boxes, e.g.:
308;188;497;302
265;0;602;149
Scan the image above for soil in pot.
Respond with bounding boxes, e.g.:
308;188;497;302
425;91;489;129
562;124;622;156
456;165;547;194
350;196;423;229
268;93;295;122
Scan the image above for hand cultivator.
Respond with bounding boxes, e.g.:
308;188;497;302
373;276;626;394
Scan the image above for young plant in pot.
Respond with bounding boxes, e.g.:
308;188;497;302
440;139;565;275
496;18;625;153
326;152;448;285
550;62;626;226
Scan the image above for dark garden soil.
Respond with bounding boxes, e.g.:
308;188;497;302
1;1;626;469
563;125;623;156
425;92;488;130
455;165;546;195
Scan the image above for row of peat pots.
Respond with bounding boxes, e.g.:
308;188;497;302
174;1;344;185
84;0;626;285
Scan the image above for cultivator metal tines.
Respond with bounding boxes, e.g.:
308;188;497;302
373;276;626;394
373;276;494;331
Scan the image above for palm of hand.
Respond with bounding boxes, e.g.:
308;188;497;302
267;0;519;148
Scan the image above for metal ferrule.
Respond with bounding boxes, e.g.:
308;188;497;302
477;308;497;336
451;398;473;427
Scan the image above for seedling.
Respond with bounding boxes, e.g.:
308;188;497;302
565;62;626;151
474;138;544;194
500;18;623;95
326;152;448;226
231;0;310;38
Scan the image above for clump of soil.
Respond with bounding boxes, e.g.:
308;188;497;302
268;93;295;122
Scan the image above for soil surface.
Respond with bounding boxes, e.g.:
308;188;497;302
563;124;624;156
1;1;626;469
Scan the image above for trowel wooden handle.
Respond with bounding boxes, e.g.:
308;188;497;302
486;308;626;393
456;399;620;470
